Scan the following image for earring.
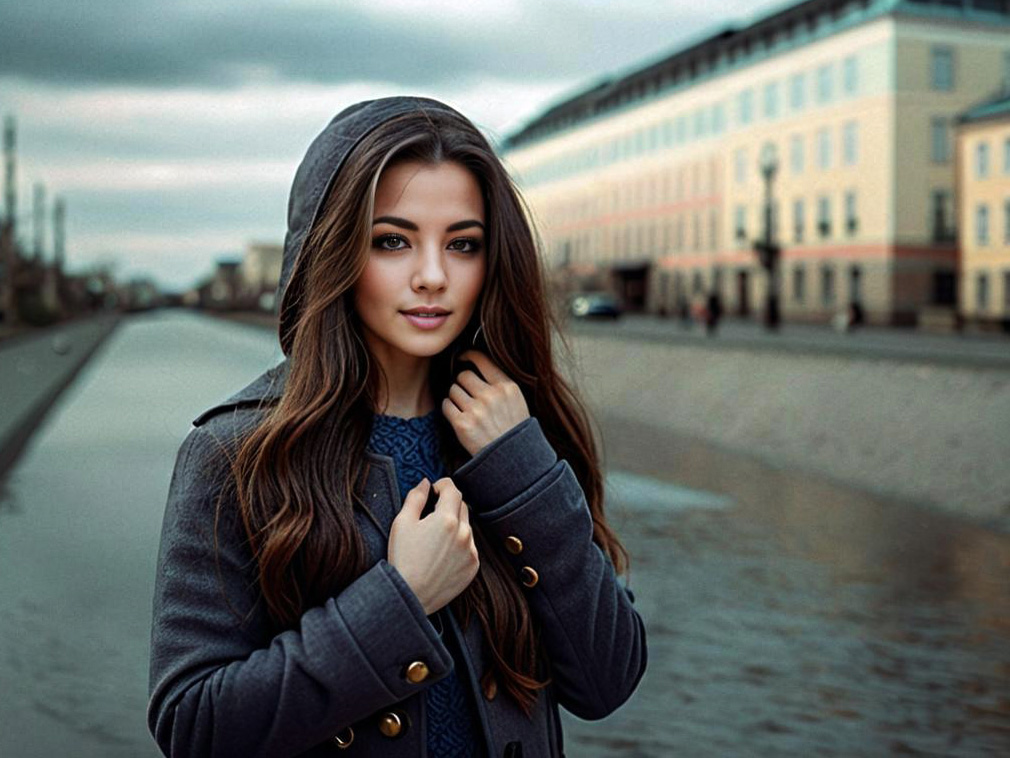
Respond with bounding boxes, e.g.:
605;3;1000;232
471;322;484;347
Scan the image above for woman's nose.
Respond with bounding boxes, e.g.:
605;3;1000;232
412;244;448;291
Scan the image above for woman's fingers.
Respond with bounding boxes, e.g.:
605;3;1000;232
448;382;473;412
432;477;462;517
400;478;430;520
458;350;509;384
454;369;487;397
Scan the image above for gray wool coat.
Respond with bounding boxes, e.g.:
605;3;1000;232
148;94;646;757
147;360;647;757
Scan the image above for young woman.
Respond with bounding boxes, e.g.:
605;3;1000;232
147;95;646;758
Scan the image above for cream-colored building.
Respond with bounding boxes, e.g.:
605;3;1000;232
956;91;1010;327
503;0;1010;325
238;241;283;310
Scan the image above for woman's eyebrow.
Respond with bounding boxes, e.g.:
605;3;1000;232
372;215;484;232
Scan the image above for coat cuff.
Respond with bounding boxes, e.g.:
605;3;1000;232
451;417;558;513
337;559;453;697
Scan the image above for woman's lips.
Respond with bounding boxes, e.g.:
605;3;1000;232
401;312;450;330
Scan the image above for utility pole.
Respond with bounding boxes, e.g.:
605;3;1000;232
1;115;17;327
33;182;45;262
753;142;781;331
53;196;65;272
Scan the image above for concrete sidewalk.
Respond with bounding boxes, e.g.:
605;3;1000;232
0;313;121;478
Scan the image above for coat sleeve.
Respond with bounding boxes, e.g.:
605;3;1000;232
451;417;648;721
147;423;454;758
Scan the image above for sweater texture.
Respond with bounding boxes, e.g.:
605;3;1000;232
368;410;484;758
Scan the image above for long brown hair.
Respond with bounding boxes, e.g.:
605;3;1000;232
224;106;630;717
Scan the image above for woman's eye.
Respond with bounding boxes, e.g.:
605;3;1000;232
449;237;484;253
373;234;408;251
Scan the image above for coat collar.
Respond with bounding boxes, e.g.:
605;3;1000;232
191;358;404;538
191;360;290;427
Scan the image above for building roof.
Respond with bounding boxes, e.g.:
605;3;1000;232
503;0;1010;151
957;89;1010;126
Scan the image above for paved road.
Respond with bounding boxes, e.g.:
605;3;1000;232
0;310;1006;756
569;313;1010;370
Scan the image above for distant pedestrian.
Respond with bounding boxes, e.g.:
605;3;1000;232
147;96;646;758
705;290;724;336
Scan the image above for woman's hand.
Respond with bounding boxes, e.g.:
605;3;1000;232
442;349;530;457
387;477;479;616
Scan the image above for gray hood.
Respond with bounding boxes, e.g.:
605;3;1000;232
276;96;467;356
191;96;466;428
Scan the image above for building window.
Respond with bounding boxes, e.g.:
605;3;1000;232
790;72;806;110
816;63;834;103
1004;137;1010;174
850;265;862;305
843;121;859;165
818;195;832;238
817;128;831;169
735;148;748;184
710;209;719;251
793;265;806;303
931;46;954;91
735;205;747;243
764;81;779;118
692;270;704;295
843;55;858;95
977;142;990;178
821;264;836;306
693;212;701;250
977;203;990;246
712;102;726;134
1004;270;1010;310
676;116;687;143
932;189;953;243
791;135;805;173
931;117;950;163
977;272;989;311
738;88;754;125
694;108;708;138
1005;199;1010;244
845;191;858;235
794;198;805;243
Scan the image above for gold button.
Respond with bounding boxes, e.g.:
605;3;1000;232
332;726;354;749
520;566;539;588
482;676;498;701
378;711;403;738
504;535;523;554
405;660;429;683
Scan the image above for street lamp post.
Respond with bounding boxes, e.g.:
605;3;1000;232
753;142;781;331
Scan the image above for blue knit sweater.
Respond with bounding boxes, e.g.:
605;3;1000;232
368;409;484;758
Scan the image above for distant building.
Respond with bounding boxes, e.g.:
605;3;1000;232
238;241;283;311
956;90;1010;329
198;259;242;310
502;0;1010;325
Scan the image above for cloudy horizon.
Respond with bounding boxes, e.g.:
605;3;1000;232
1;0;784;292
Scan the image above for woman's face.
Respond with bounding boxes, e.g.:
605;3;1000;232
354;159;486;364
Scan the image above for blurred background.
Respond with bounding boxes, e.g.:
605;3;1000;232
1;0;1009;756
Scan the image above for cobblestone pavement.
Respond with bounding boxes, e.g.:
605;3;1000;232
560;418;1010;757
1;311;1006;757
568;314;1010;370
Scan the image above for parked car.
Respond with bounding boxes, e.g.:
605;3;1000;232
568;291;622;319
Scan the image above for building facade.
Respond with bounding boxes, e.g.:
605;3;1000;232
237;241;284;310
956;91;1010;327
502;0;1010;325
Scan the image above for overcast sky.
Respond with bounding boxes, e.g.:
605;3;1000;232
1;0;783;291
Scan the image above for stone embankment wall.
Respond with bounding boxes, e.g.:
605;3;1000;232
563;334;1010;528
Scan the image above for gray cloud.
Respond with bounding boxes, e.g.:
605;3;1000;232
0;0;740;91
